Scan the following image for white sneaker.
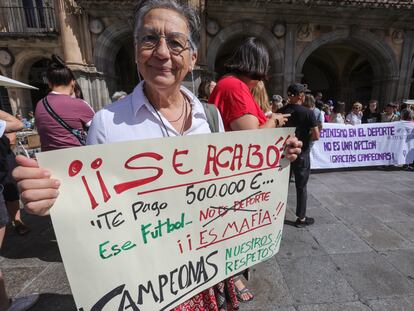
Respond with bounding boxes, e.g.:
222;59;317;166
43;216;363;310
7;293;39;311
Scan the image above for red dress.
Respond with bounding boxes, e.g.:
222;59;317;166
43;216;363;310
209;76;267;131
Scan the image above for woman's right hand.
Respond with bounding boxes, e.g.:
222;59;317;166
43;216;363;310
273;113;290;127
12;155;61;216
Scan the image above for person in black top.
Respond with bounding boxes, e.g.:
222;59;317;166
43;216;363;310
362;99;381;123
278;83;320;228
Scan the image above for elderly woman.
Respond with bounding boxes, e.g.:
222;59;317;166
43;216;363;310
13;1;301;310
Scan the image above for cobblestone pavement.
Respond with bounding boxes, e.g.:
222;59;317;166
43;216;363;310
1;168;413;311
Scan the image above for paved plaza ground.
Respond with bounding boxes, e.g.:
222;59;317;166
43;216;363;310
1;168;413;311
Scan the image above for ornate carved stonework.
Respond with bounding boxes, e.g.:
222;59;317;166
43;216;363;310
66;0;84;15
209;0;414;9
297;23;312;41
392;30;404;44
273;23;286;38
206;19;220;36
76;0;139;14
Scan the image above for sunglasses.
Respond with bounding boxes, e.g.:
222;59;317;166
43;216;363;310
137;32;191;55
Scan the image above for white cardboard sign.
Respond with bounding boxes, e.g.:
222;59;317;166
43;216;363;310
36;128;293;311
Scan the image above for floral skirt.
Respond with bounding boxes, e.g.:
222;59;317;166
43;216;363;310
172;277;239;311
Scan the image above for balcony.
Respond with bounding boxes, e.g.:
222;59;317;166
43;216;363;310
0;5;58;36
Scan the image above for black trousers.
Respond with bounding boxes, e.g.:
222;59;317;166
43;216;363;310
291;150;311;219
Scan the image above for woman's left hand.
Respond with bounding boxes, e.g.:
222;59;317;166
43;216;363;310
285;136;302;162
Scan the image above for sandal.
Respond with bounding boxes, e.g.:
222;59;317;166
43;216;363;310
234;275;254;303
12;221;31;236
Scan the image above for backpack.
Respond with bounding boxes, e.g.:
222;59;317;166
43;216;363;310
202;102;220;133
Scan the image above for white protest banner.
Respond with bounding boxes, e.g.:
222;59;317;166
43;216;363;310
36;128;294;311
311;121;414;169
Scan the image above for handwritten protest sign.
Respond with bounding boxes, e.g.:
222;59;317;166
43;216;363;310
36;128;293;311
311;121;414;169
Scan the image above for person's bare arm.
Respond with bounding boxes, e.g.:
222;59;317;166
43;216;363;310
230;113;290;131
230;114;262;131
310;126;320;141
0;109;24;132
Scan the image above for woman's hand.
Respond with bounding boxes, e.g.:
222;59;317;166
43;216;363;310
12;155;61;216
285;136;302;162
273;113;290;127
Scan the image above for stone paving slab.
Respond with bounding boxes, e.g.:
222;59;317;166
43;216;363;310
391;202;414;218
308;223;372;254
303;194;323;210
2;266;48;297
296;301;372;311
312;194;346;209
243;306;296;311
0;257;50;268
1;168;414;311
362;204;413;223
20;263;72;296
277;255;357;304
384;221;414;242
391;189;413;201
276;225;326;259
325;204;382;225
350;222;414;251
331;252;414;299
333;191;410;207
306;181;331;194
367;296;414;311
300;206;338;226
241;257;293;310
379;250;414;281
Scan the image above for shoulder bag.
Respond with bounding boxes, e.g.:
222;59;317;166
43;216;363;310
42;96;87;145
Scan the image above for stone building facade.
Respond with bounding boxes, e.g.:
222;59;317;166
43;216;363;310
1;0;414;115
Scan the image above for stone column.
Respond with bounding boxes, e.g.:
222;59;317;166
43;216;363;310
55;0;84;65
188;0;207;68
54;0;110;109
396;31;414;100
283;23;297;96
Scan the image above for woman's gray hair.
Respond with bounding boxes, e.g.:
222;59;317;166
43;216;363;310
134;0;200;52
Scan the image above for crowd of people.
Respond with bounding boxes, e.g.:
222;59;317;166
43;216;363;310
299;95;412;126
0;0;413;310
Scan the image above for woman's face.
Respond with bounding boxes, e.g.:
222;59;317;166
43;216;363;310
369;102;377;111
208;81;216;95
136;8;197;90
